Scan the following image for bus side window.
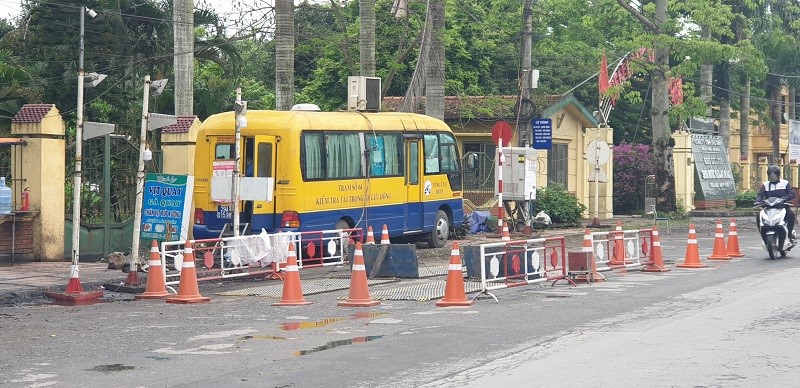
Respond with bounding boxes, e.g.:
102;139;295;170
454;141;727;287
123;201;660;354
439;133;459;173
257;143;273;177
423;133;440;174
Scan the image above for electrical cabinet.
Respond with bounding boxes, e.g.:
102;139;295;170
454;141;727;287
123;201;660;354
493;147;538;201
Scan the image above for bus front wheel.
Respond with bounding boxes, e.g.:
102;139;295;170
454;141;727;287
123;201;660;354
428;210;449;248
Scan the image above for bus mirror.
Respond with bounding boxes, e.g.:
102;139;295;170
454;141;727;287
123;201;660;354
466;153;478;170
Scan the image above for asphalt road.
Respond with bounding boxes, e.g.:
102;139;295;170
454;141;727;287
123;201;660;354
1;218;799;388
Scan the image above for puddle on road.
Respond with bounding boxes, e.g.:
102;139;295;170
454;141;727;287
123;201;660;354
240;334;288;341
294;335;384;356
88;364;135;373
281;312;387;331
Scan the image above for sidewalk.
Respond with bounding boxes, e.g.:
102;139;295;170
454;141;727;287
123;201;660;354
0;215;744;307
0;261;125;306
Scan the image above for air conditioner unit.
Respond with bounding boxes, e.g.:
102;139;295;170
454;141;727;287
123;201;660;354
347;76;381;111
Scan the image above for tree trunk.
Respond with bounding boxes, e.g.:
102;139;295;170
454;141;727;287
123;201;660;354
359;0;375;77
275;0;295;111
769;78;781;162
718;61;730;151
651;0;675;212
173;0;193;115
615;0;675;211
425;0;445;120
398;2;433;113
740;77;750;162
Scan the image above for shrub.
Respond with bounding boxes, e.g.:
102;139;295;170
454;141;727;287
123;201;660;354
735;190;757;208
533;183;587;225
613;142;655;214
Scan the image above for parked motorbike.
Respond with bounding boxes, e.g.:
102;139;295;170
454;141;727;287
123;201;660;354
756;197;796;259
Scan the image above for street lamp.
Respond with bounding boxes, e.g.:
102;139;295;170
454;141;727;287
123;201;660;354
70;6;103;271
130;76;169;265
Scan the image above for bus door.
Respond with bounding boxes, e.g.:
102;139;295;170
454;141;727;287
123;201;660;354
405;139;423;231
244;135;278;231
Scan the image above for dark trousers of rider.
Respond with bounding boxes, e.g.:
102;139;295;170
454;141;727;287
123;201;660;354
758;208;797;239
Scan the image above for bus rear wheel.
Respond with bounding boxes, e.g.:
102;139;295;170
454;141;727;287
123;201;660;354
428;210;449;248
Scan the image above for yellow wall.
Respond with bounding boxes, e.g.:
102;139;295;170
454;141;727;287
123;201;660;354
451;101;612;219
161;117;200;176
11;106;65;261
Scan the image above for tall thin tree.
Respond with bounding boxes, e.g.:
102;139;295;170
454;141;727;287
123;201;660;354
617;0;676;211
275;0;295;110
425;0;445;120
359;0;376;77
174;0;194;115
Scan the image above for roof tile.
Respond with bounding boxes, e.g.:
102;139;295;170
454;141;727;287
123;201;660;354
11;104;55;124
161;115;197;133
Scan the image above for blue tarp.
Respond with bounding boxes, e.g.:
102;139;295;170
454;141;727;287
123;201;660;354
468;211;492;234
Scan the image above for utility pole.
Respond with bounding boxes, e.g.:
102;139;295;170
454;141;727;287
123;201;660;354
518;0;533;147
233;88;247;237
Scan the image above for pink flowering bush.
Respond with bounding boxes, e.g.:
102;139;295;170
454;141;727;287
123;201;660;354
613;142;655;214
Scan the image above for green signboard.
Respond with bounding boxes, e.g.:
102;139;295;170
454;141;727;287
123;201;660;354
141;173;193;241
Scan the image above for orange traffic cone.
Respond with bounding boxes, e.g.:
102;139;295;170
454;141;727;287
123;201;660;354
726;218;744;257
166;241;211;304
501;220;511;242
167;241;211;304
273;244;312;306
707;219;731;260
380;224;390;245
643;225;671;272
365;226;375;244
677;224;707;268
338;242;380;307
574;229;605;283
436;242;474;307
608;221;626;266
136;240;170;299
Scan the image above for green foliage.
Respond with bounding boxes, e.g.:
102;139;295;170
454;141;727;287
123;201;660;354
736;190;757;208
533;183;587;225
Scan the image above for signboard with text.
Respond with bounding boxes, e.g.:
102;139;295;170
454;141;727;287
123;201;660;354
141;173;193;241
691;134;736;200
531;118;552;150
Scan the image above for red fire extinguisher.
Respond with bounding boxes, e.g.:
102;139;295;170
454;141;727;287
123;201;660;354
21;187;29;211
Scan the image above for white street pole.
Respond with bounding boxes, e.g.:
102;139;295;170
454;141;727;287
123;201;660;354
70;7;87;267
131;75;152;263
233;87;242;237
593;128;601;225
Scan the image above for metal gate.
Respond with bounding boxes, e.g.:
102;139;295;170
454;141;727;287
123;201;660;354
462;151;495;207
65;134;152;258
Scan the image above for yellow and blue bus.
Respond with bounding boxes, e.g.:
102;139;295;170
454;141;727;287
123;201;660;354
192;106;463;248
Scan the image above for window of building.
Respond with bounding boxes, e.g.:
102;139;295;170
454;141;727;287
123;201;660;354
547;143;568;186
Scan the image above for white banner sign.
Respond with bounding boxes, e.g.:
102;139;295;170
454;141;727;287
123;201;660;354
790;119;800;162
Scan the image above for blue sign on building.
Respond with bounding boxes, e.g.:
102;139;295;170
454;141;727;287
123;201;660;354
141;173;193;241
531;118;552;150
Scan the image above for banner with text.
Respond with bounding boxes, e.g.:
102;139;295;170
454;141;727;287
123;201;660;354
141;173;193;241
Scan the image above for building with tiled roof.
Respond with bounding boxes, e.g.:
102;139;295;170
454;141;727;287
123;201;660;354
382;94;612;221
11;104;64;137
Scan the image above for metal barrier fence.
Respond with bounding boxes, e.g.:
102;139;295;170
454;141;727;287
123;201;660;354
159;228;363;286
476;236;570;302
589;228;654;271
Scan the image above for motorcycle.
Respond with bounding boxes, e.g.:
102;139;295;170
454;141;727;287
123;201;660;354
756;197;796;259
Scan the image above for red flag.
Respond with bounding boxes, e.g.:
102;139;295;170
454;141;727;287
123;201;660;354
669;77;684;106
599;50;609;96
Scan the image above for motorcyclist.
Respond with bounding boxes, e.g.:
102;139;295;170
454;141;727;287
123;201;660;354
755;164;797;243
